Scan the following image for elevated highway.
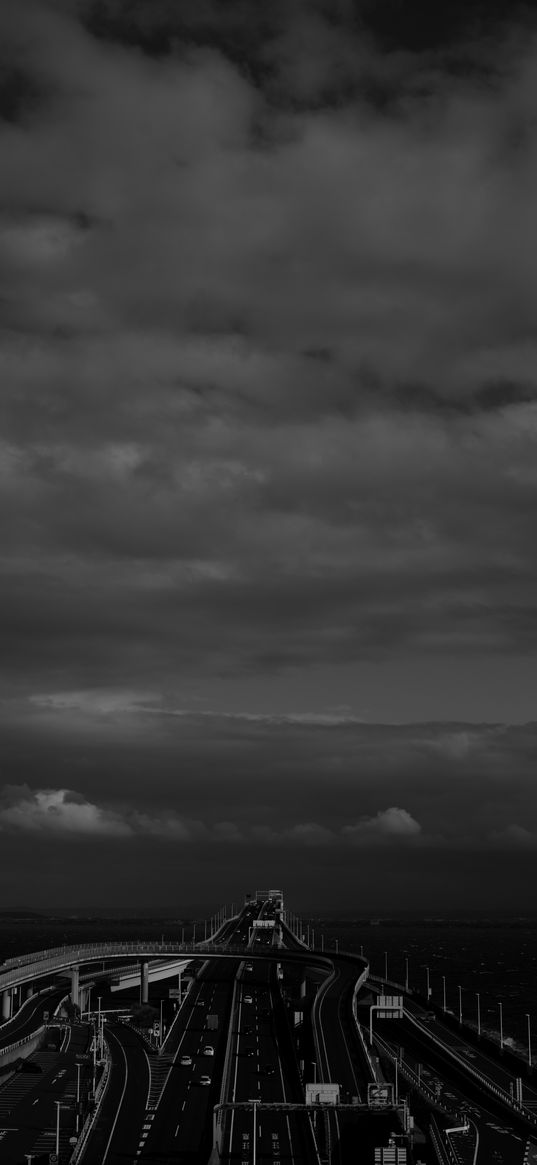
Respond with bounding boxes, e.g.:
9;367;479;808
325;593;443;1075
3;894;532;1164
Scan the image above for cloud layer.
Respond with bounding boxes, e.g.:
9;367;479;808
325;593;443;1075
1;0;537;715
0;784;424;845
2;1;537;905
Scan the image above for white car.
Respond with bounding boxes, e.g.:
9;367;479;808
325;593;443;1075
202;1045;214;1056
245;964;253;972
244;995;253;1004
199;1074;211;1086
180;1055;192;1066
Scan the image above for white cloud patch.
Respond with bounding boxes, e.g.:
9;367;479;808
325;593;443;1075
0;786;424;847
489;824;537;847
343;806;422;841
0;787;132;837
284;821;335;845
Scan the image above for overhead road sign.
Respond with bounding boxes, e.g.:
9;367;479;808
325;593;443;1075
378;995;403;1018
305;1083;340;1106
368;1083;395;1109
370;996;403;1044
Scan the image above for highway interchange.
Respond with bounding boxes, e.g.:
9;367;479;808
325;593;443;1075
1;896;537;1163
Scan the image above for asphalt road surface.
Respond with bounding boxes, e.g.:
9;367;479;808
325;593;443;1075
0;1021;93;1163
0;986;66;1050
221;935;317;1164
373;1009;537;1165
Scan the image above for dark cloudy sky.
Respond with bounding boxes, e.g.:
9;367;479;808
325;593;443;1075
2;0;537;912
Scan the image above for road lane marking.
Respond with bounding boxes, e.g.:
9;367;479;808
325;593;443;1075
101;1028;129;1164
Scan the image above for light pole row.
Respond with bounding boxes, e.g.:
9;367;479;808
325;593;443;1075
380;954;532;1068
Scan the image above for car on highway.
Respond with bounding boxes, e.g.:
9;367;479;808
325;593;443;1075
180;1055;193;1066
202;1045;214;1056
260;1065;275;1075
245;1046;255;1057
244;995;253;1003
199;1074;211;1086
245;963;253;971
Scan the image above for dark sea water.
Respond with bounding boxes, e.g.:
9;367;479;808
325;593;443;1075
1;911;536;1058
313;915;537;1058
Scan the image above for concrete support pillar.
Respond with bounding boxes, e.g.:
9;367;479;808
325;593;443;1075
1;989;11;1020
141;961;149;1004
70;965;80;1008
300;976;307;999
25;984;35;1000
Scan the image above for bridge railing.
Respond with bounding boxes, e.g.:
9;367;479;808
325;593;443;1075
0;942;250;993
429;1116;458;1165
69;1040;112;1164
403;1007;537;1129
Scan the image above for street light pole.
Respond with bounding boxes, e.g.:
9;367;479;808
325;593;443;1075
76;1061;81;1132
404;956;409;992
458;985;463;1025
92;1019;97;1094
384;951;388;982
499;1001;504;1051
252;1098;257;1165
425;966;430;1000
527;1014;532;1070
476;993;481;1037
160;999;164;1050
442;975;446;1013
55;1100;63;1157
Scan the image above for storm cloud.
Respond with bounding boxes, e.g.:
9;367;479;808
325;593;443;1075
1;0;537;907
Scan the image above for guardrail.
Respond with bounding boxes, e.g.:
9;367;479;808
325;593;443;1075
212;972;242;1159
69;1043;112;1164
429;1116;457;1165
371;1030;458;1118
1;910;239;974
403;1007;537;1129
0;987;68;1061
0;1023;45;1060
0;942;255;993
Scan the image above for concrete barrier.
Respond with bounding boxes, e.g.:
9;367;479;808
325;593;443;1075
69;1045;112;1164
0;1026;46;1068
429;1116;457;1164
403;1008;537;1130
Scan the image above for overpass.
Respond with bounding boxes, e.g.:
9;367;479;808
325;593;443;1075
0;940;368;1014
1;898;534;1165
